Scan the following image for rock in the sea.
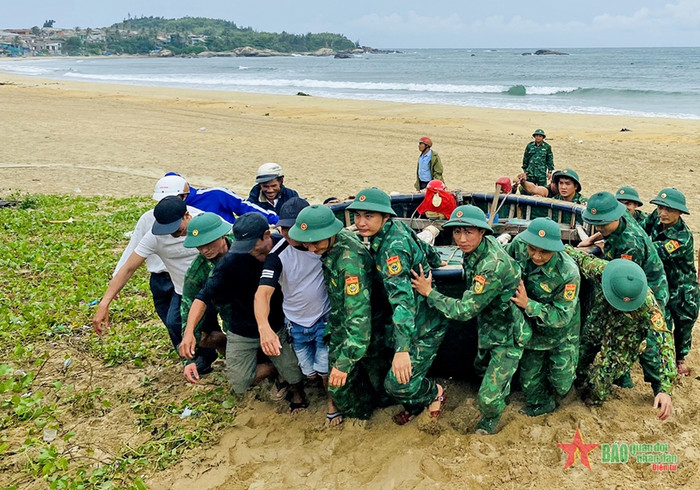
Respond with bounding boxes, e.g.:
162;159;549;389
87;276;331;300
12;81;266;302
233;46;282;57
534;49;568;55
312;48;335;56
334;52;352;59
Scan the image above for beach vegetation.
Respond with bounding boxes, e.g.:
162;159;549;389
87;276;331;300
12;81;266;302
0;194;236;489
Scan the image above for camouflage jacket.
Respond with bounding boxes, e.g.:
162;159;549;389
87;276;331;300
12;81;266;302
323;229;377;373
602;214;669;307
552;192;587;224
642;210;699;301
369;219;444;352
630;208;648;226
522;141;554;180
566;247;676;394
427;235;530;349
506;237;581;349
180;237;231;365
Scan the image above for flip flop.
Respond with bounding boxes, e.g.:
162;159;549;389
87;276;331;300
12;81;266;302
326;411;344;425
289;400;309;414
429;391;447;419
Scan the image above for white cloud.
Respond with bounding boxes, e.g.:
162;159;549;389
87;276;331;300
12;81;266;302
351;10;465;34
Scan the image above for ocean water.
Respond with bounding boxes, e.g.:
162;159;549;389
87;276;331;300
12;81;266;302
2;47;699;119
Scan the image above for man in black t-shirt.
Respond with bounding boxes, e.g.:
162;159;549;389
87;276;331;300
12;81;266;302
182;213;306;411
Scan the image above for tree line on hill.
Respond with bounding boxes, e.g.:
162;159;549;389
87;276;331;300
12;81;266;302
60;16;357;56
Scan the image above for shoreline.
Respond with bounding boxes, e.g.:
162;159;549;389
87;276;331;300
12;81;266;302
2;72;699;232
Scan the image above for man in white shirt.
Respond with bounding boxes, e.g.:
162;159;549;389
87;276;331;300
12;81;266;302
93;196;200;351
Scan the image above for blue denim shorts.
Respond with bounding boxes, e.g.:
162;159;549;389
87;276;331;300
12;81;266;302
288;314;329;377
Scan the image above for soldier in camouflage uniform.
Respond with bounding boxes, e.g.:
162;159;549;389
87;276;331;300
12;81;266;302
178;213;231;383
411;205;531;434
520;128;554;188
506;218;581;416
640;188;700;376
347;188;448;425
616;186;648;225
565;249;675;420
518;169;586;223
289;204;392;420
580;191;670;391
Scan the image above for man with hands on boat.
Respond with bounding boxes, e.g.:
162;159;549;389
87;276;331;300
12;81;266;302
410;205;530;434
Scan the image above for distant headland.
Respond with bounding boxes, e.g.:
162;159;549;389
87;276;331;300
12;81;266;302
0;16;393;58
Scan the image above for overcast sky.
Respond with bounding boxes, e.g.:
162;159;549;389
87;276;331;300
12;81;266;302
3;1;699;48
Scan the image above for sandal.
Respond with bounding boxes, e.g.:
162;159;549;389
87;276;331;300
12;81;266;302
289;392;309;414
269;380;289;401
393;411;416;426
326;411;344;426
429;387;447;419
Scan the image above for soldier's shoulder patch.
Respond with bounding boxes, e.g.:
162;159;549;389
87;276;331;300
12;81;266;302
386;255;402;276
650;312;666;331
540;283;552;293
664;240;680;254
474;275;486;294
621;254;633;261
563;283;577;301
345;276;360;296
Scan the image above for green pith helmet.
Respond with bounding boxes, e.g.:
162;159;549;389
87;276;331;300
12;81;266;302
183;212;232;248
650;187;689;214
602;259;648;311
615;186;643;206
443;205;493;234
288;204;344;242
518;218;564;252
532;129;546;138
583;192;626;225
553;168;582;192
346;188;397;216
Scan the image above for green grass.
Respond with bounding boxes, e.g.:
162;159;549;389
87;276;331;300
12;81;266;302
0;194;236;489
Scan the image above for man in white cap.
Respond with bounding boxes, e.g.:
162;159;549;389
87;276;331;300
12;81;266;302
248;162;299;214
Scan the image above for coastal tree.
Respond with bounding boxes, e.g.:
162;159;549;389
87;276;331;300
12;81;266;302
43;19;55;28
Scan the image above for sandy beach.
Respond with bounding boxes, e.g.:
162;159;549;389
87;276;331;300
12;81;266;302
2;73;700;488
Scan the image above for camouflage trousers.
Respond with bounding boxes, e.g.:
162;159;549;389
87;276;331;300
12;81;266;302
522;164;549;187
473;345;524;418
669;285;700;360
329;354;392;420
519;341;578;408
384;322;449;415
578;327;645;404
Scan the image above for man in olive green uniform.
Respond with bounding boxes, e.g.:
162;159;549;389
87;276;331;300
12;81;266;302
521;128;554;188
616;186;647;225
565;250;675;420
580;191;670;391
179;212;231;383
411;205;530;434
347;188;448;424
641;188;699;376
518;169;586;223
289;204;391;420
506;218;581;416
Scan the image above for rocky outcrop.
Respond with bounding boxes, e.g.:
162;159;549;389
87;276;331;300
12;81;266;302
534;49;568;55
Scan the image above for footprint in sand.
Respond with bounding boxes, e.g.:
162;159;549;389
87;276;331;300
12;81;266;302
470;440;500;460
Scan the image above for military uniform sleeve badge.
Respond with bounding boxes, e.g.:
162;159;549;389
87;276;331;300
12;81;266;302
345;276;360;296
650;312;666;331
473;275;486;294
386;255;403;275
540;283;552;293
664;240;680;254
563;283;577;301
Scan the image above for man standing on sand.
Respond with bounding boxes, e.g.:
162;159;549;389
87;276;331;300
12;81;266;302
520;129;554;189
248;163;299;214
415;137;444;191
